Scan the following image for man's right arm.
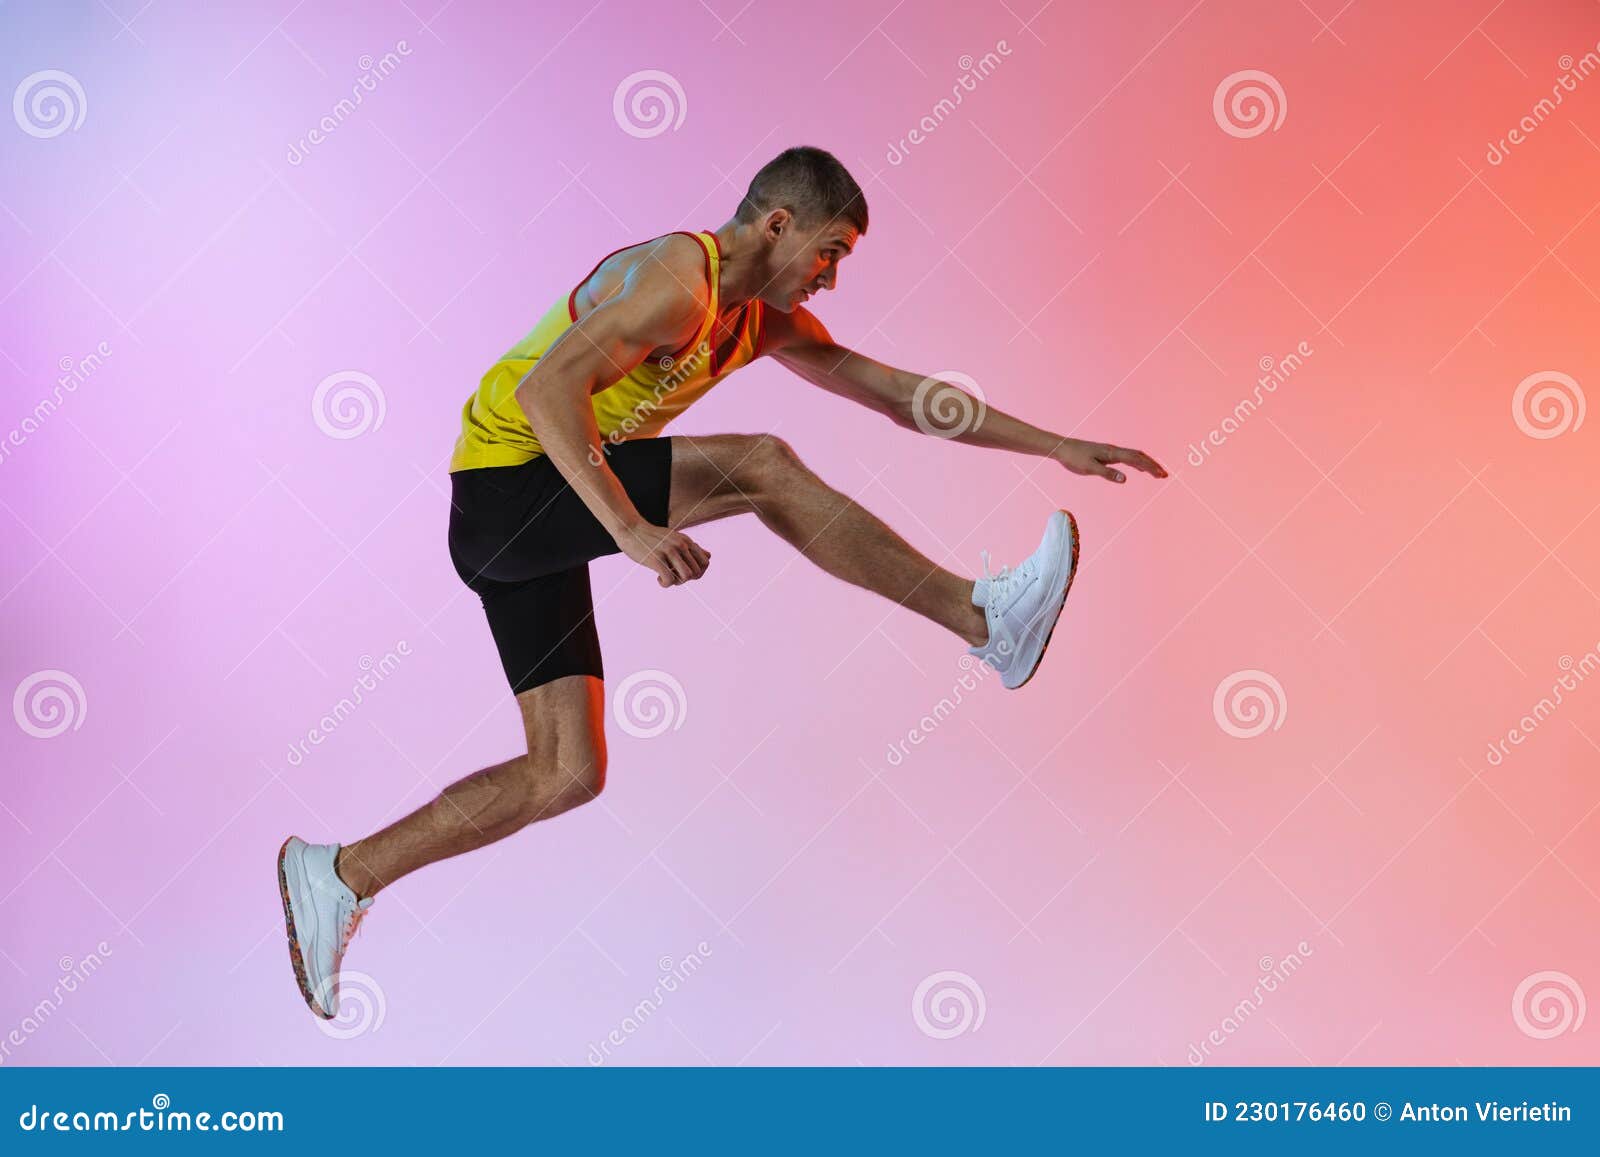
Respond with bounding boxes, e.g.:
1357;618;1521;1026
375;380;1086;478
513;242;712;587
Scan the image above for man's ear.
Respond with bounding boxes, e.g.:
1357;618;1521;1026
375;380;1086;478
763;207;791;243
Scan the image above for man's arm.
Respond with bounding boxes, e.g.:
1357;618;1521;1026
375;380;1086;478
764;306;1167;484
513;238;712;586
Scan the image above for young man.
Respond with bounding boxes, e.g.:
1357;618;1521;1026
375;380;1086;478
278;146;1166;1020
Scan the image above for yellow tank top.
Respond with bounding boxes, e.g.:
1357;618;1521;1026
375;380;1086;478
449;230;766;472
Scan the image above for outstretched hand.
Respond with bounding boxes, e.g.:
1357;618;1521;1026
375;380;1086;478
1053;438;1168;485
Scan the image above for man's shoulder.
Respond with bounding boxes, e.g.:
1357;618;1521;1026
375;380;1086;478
624;232;711;294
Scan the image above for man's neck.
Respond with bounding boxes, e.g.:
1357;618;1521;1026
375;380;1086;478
710;219;761;312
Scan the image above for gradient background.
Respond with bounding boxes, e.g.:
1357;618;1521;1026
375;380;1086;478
3;0;1598;1067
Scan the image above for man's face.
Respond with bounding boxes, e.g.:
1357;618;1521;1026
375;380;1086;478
760;210;858;312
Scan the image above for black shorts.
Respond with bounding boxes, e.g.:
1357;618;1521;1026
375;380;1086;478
447;437;674;694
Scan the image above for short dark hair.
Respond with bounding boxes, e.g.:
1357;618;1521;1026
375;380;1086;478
736;146;868;237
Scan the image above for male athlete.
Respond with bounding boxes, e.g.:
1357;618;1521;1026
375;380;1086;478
278;146;1166;1020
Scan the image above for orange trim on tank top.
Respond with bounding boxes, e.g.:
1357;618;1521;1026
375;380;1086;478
701;231;758;375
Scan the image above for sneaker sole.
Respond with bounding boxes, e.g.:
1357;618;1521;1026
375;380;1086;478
277;838;334;1020
1009;510;1080;690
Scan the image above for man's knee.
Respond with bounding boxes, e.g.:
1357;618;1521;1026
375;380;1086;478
735;433;804;495
512;674;605;820
511;747;605;824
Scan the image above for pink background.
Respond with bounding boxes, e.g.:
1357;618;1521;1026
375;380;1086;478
3;0;1598;1066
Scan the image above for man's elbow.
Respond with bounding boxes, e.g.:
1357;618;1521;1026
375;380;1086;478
883;395;919;430
513;379;547;429
515;372;577;429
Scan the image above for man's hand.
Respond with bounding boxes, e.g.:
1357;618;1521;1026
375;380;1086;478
615;521;712;587
1053;438;1168;484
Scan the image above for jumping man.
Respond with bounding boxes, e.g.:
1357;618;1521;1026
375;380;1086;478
277;145;1167;1020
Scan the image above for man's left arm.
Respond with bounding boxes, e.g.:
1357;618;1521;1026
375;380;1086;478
764;306;1168;485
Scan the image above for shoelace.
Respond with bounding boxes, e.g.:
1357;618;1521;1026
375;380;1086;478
336;898;368;960
979;549;1023;607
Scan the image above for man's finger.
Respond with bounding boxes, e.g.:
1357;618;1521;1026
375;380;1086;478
678;542;707;581
1108;446;1167;477
1094;458;1125;483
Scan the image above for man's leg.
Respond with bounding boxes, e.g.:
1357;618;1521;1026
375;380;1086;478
666;433;988;646
327;433;980;899
334;674;605;900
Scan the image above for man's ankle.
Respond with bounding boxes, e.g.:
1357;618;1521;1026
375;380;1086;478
334;844;374;901
962;602;989;648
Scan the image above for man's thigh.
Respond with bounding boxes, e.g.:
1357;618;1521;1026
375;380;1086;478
477;564;605;696
515;673;606;779
450;437;675;585
667;433;777;529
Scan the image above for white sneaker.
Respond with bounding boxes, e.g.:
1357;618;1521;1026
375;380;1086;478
969;509;1080;689
277;836;373;1020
